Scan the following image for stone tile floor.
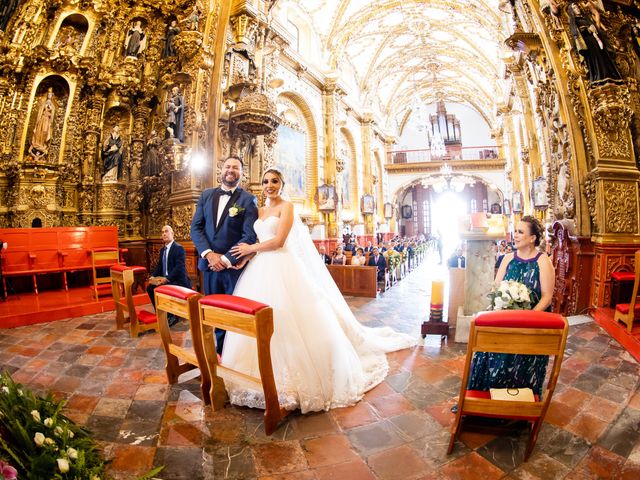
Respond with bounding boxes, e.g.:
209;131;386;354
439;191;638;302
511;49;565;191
1;261;639;479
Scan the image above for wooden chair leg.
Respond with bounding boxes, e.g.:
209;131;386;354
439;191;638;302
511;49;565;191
525;419;542;461
200;322;227;411
447;413;463;455
158;310;181;383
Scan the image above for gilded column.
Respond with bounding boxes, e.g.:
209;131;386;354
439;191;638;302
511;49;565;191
322;74;339;238
360;112;374;235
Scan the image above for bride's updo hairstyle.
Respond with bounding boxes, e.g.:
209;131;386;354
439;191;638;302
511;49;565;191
262;168;286;193
521;215;544;247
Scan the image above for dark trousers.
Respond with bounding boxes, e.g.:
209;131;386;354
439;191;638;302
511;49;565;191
203;268;243;355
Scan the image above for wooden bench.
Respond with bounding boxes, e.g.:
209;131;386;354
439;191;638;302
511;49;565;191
0;226;124;296
327;265;377;298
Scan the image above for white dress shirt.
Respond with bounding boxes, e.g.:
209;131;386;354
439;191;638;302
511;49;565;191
163;241;174;276
201;187;237;267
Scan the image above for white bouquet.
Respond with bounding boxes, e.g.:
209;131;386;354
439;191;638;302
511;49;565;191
487;280;532;310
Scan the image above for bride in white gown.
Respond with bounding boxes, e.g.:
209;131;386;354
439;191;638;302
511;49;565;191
222;169;417;413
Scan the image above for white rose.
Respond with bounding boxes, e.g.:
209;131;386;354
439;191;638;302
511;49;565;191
1;386;9;394
44;418;53;427
508;283;520;299
31;410;41;422
34;432;45;446
494;297;506;310
67;447;78;460
498;282;509;295
68;429;74;439
229;207;238;217
518;285;530;301
54;426;64;436
44;437;55;446
57;458;70;473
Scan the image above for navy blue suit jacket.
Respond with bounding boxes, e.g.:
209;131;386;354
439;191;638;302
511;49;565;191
190;187;258;271
367;254;386;271
152;242;191;288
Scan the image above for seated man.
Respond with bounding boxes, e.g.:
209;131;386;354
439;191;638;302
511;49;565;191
318;245;331;265
147;225;191;326
367;247;386;282
447;247;466;269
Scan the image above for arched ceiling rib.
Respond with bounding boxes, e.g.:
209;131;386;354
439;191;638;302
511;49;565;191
291;0;508;134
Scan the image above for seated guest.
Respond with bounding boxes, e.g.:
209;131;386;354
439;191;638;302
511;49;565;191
364;241;374;253
344;239;356;252
351;247;366;266
332;246;347;265
318;245;331;265
147;225;191;327
367;247;386;281
447;247;466;268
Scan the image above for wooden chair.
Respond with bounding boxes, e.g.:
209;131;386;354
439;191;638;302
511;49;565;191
614;250;640;333
92;248;120;300
448;310;568;461
154;284;210;405
110;265;157;337
198;294;287;435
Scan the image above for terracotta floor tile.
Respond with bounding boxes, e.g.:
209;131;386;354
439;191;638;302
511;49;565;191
363;381;395;400
566;411;608;444
554;387;592;411
571;445;626;479
545;401;576;427
313;459;376;480
412;364;452;383
331;401;379;430
252;441;308;476
459;430;497;450
159;421;205;446
437;452;504;480
93;397;132;418
106;444;155;475
585;396;621;423
135;382;169;401
105;381;139;399
424;398;457;428
301;434;358;468
290;411;339;439
368;444;431;480
65;394;100;414
259;471;318;480
369;392;415;418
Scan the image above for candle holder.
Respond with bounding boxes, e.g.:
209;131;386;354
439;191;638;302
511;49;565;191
421;279;449;338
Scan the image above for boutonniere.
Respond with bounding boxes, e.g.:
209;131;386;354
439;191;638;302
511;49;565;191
228;203;245;217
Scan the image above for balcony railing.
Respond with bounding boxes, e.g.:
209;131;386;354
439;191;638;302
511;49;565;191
388;146;499;164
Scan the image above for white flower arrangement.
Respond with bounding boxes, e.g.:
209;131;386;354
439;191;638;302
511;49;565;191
487;280;532;310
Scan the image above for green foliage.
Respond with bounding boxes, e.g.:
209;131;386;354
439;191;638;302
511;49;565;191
0;371;106;479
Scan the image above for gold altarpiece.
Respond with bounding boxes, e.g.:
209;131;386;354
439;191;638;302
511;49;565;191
504;0;640;310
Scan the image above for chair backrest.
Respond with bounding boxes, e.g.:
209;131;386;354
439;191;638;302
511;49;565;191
93;249;120;298
628;250;640;311
198;294;285;434
110;265;156;337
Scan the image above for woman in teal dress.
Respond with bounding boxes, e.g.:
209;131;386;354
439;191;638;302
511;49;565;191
467;216;555;396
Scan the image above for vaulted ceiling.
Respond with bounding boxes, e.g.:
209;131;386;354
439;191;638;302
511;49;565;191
285;0;510;133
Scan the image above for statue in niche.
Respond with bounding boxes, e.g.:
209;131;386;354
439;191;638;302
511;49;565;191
102;125;124;182
29;88;57;159
144;130;162;176
568;1;621;83
124;20;146;58
163;20;180;58
181;5;201;31
165;86;184;142
0;0;19;31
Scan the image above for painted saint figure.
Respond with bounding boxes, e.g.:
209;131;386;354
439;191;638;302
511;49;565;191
181;6;200;31
29;88;56;158
568;2;620;83
163;20;180;58
124;20;146;58
102;125;124;182
144;130;162;176
165;87;184;143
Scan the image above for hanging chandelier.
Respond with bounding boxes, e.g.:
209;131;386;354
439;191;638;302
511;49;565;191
430;131;446;159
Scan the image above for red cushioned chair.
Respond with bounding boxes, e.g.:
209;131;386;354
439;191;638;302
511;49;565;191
110;265;157;337
154;285;210;405
447;310;568;461
198;294;287;435
614;250;640;333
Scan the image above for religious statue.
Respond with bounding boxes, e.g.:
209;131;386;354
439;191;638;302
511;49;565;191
568;1;621;83
29;88;56;158
165;86;184;143
163;20;180;58
180;5;201;31
102;125;124;182
144;130;162;176
124;20;147;58
0;0;19;31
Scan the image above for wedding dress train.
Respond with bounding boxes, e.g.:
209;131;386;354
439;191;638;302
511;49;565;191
220;215;416;413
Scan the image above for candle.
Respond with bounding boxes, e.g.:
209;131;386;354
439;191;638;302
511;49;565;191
431;279;444;305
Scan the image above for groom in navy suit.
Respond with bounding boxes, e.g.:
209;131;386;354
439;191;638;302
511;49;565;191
190;156;258;354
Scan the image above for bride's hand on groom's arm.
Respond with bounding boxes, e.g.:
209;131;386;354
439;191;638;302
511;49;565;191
231;253;255;269
230;242;256;258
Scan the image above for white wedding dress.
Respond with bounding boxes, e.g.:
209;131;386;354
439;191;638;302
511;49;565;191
220;215;417;413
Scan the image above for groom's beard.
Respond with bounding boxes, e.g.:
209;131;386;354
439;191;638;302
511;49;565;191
222;172;240;188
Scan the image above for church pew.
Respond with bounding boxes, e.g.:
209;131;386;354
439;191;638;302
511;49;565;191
0;226;124;296
327;265;377;298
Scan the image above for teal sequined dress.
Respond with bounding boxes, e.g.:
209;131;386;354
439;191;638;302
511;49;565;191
467;252;549;396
